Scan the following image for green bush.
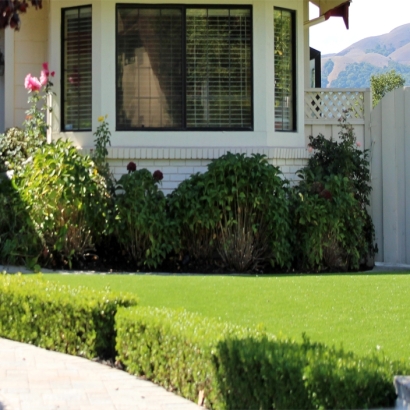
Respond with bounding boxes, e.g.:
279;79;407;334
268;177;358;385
113;168;172;268
168;153;291;272
0;273;138;358
371;69;405;108
167;172;219;263
0;127;46;172
304;116;371;207
291;175;367;271
0;178;40;267
11;139;110;267
116;306;405;410
92;115;115;193
295;115;377;270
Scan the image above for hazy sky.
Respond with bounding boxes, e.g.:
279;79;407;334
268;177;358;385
309;0;410;55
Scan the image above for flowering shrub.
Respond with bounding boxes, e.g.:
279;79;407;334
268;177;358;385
113;168;172;268
0;63;54;173
292;175;366;271
24;62;54;144
304;113;371;207
168;153;292;272
293;113;376;271
0;63;56;267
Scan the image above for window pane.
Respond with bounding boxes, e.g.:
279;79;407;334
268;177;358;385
62;6;92;131
186;8;252;128
274;8;295;131
116;7;183;129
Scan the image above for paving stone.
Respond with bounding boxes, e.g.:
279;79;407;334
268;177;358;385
0;338;202;410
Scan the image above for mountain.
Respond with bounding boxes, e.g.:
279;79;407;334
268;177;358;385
321;23;410;88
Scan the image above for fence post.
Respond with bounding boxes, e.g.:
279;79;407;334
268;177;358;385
370;98;383;262
405;88;410;264
364;90;372;151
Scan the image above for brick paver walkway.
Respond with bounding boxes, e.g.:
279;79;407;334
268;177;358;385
0;338;202;410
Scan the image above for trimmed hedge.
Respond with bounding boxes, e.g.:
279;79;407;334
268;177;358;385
116;306;407;410
0;274;138;358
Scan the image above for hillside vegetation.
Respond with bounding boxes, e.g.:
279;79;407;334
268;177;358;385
321;23;410;88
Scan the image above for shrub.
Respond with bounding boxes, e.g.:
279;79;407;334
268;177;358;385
0;273;138;359
92;115;115;193
12;139;110;267
0;63;54;173
0;127;45;173
304;116;371;207
168;153;291;272
371;69;405;108
296;115;377;270
167;172;219;263
292;175;368;271
113;168;172;268
116;306;405;410
0;178;40;267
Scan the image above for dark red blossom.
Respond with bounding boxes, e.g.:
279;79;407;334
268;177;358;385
153;170;163;181
311;181;324;194
127;161;136;173
319;189;332;201
0;0;43;30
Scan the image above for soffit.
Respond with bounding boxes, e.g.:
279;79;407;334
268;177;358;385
310;0;350;16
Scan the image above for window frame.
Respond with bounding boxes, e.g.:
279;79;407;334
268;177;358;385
115;3;254;132
274;7;297;132
61;4;93;132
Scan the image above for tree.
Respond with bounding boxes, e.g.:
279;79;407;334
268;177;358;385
0;0;42;30
370;69;405;108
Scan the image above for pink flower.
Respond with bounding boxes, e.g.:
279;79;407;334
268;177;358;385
42;62;49;76
24;73;31;89
356;141;362;147
24;74;41;92
50;71;55;77
40;70;48;86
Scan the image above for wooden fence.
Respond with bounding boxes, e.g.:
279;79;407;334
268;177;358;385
370;87;410;264
304;88;371;148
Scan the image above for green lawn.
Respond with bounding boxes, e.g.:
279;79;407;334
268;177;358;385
44;273;410;362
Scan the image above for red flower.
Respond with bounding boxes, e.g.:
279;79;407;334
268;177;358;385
153;170;163;181
127;161;137;173
319;189;332;201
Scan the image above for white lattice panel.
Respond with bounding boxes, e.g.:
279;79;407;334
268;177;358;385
305;90;365;120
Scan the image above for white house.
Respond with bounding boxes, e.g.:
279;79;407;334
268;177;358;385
0;0;367;193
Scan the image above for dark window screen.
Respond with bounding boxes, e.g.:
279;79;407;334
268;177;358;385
274;8;296;131
117;7;183;129
62;6;92;131
116;5;252;131
186;8;252;128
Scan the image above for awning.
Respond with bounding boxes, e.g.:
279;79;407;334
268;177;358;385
307;0;351;29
